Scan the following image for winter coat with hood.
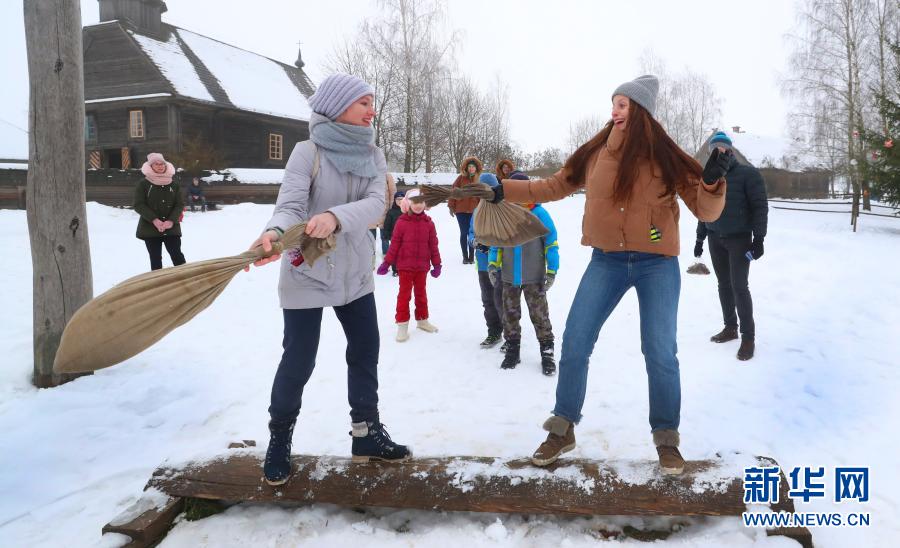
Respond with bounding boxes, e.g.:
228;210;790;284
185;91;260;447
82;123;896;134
265;140;387;309
495;159;515;181
488;203;559;286
500;126;725;257
383;211;441;272
133;178;184;239
449;156;483;214
696;154;768;240
369;172;397;230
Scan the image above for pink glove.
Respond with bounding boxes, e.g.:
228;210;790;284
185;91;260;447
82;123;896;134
152;219;165;232
430;265;441;278
376;261;390;275
162;220;174;230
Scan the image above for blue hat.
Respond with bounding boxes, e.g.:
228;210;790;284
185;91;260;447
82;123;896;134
479;173;499;187
308;73;376;120
709;131;733;152
509;171;529;180
393;190;405;199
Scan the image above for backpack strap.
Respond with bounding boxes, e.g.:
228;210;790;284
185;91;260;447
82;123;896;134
310;141;320;185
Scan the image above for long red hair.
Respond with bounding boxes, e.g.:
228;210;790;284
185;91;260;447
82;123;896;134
563;102;702;203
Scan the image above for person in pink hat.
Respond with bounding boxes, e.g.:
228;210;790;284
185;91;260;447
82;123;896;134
133;152;185;270
377;188;442;342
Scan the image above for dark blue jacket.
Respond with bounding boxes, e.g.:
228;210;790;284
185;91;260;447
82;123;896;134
697;155;768;240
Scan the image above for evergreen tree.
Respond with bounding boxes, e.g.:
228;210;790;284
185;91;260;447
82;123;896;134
862;42;899;206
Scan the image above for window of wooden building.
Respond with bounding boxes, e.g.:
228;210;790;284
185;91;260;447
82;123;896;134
268;133;283;160
85;114;97;143
129;110;144;139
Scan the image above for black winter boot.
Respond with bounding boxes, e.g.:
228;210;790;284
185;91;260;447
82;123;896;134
480;330;502;349
263;418;296;485
351;421;412;463
501;340;521;369
737;338;755;361
710;326;739;343
539;339;556;376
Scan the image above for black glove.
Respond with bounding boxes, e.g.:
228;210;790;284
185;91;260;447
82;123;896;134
702;148;730;184
693;240;703;258
750;237;764;260
490;184;505;204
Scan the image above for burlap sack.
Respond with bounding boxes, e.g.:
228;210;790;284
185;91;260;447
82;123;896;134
417;183;549;247
53;223;334;374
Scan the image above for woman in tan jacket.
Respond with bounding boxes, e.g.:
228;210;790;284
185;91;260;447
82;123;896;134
492;75;729;475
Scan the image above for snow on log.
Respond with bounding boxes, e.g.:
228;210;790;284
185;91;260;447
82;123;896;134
146;453;797;517
101;490;183;548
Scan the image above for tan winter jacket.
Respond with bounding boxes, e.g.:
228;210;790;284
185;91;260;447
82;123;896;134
369;172;397;229
502;127;726;256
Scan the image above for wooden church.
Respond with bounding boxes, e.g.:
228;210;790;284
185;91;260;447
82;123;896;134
83;0;314;169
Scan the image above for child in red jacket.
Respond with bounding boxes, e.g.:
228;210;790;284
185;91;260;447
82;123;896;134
377;189;442;342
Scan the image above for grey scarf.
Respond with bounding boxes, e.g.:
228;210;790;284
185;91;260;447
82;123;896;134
309;112;379;178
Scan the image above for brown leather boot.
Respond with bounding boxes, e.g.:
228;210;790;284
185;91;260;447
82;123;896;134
653;429;684;475
656;445;685;475
710;326;738;343
531;416;575;466
737;338;755;361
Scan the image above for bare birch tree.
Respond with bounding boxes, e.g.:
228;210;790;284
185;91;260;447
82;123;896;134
567;115;606;153
784;0;874;225
638;49;722;154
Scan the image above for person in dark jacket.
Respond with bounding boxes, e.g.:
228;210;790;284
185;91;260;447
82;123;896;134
694;132;768;361
187;177;207;212
381;190;405;276
469;173;504;348
378;188;442;342
133;153;185;271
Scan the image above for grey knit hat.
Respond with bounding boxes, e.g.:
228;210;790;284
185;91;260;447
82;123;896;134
612;74;659;117
308;73;376;120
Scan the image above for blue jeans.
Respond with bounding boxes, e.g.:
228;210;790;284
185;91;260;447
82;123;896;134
269;293;380;424
553;249;681;433
455;213;474;261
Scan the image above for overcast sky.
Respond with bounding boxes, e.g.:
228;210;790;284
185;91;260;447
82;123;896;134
0;0;798;159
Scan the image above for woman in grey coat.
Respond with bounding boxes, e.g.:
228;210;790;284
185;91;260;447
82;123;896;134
248;73;410;485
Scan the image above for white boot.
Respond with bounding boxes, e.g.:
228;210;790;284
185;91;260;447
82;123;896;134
396;322;410;342
416;319;438;333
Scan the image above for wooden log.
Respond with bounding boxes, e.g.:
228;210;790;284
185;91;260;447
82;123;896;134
102;492;184;548
149;453;774;517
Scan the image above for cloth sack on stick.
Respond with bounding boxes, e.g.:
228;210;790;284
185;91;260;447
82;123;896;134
53;223;335;374
417;183;549;247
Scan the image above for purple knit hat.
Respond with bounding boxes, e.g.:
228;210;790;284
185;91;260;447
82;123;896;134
308;73;376;120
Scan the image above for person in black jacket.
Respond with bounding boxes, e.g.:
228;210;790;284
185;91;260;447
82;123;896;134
694;132;768;361
381;191;405;276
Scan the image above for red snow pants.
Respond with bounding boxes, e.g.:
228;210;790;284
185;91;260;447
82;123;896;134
396;270;429;323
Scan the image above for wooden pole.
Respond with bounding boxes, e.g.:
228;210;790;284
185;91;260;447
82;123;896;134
23;0;94;387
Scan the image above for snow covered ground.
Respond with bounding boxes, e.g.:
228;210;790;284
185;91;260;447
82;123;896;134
0;195;898;547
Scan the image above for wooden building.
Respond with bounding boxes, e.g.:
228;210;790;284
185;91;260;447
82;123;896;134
83;0;314;169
